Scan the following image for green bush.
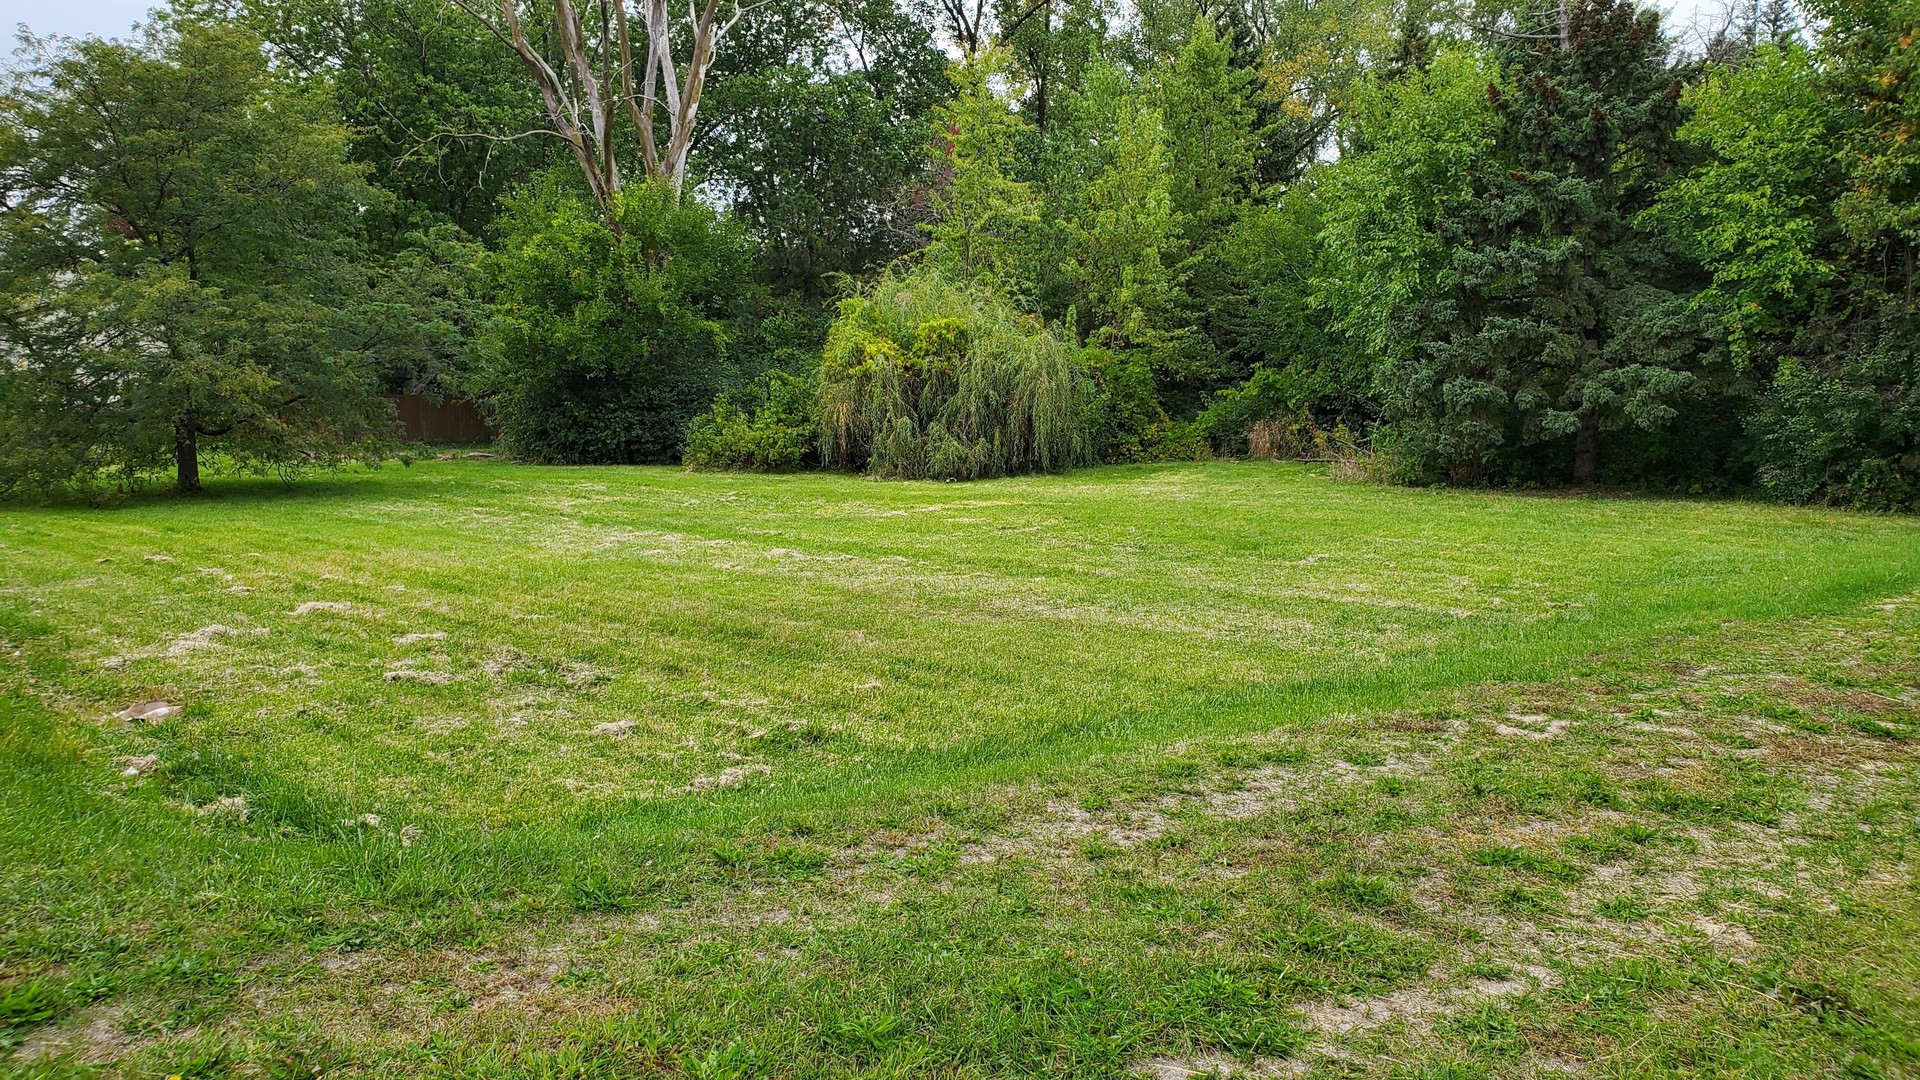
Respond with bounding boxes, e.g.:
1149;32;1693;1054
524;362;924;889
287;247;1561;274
1191;366;1318;456
478;181;754;465
1750;316;1920;511
1082;347;1205;463
683;370;817;471
819;268;1095;480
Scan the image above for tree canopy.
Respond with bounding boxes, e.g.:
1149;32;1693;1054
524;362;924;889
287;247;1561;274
0;22;399;495
3;0;1916;506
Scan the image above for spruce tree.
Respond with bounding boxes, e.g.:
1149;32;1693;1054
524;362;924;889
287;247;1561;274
1383;0;1706;484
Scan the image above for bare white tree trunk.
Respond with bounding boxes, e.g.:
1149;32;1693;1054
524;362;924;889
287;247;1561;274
448;0;755;215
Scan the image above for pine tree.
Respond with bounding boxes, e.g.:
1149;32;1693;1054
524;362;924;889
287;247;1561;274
1382;0;1706;484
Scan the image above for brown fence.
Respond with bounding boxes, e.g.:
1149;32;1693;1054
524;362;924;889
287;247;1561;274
393;394;494;444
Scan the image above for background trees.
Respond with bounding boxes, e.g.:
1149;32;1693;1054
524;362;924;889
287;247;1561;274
246;0;554;240
4;0;1917;505
696;0;948;297
1656;0;1920;507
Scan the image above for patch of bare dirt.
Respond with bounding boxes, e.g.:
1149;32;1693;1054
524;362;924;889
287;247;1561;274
384;663;457;685
195;795;249;820
1299;966;1560;1038
9;1006;131;1064
1134;1052;1307;1078
166;624;252;656
1495;713;1574;740
1034;799;1171;846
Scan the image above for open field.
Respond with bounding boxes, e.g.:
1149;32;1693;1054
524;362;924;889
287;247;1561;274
4;461;1920;1078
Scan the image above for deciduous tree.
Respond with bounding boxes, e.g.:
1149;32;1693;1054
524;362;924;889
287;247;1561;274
0;23;396;496
924;51;1045;294
447;0;765;211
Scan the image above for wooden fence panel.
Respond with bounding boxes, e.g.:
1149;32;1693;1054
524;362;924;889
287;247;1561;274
394;394;494;444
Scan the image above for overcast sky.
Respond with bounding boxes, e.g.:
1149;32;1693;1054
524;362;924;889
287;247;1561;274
1;0;1728;53
3;0;158;43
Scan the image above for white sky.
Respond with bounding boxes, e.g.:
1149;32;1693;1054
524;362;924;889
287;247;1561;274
1;0;1728;51
2;0;158;42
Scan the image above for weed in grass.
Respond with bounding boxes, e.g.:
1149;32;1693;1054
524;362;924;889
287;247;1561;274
0;980;58;1048
1596;897;1652;921
1469;844;1586;883
1322;873;1401;910
563;870;639;913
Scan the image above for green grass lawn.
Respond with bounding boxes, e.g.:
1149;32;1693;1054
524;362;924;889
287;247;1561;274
3;461;1919;1078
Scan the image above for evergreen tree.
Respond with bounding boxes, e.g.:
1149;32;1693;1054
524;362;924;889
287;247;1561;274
1382;0;1707;484
1144;18;1266;413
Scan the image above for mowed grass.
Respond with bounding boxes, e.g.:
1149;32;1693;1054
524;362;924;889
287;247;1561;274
3;461;1919;1078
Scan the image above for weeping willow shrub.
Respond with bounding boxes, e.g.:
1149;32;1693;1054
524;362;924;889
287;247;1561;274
820;268;1094;480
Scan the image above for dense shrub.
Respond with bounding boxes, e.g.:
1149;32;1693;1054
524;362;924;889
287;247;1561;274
819;269;1094;480
1749;317;1920;510
1083;347;1207;462
1191;366;1332;456
479;182;754;464
683;370;818;471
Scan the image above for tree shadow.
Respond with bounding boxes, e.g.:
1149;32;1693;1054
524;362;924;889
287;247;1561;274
2;462;434;513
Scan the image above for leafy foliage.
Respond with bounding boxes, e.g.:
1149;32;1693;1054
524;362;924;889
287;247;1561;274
1158;17;1262;244
924;51;1046;294
698;0;950;296
1083;346;1203;461
1063;77;1184;348
1312;49;1499;364
476;182;757;465
819;267;1095;478
244;0;553;239
684;370;819;471
9;0;1919;504
0;22;398;497
1750;321;1920;510
1655;45;1841;350
1661;2;1920;508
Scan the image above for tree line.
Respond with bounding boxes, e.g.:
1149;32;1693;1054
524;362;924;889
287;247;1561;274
1;0;1914;507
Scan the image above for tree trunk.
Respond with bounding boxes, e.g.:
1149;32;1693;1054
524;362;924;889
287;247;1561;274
1572;413;1599;487
175;424;201;494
